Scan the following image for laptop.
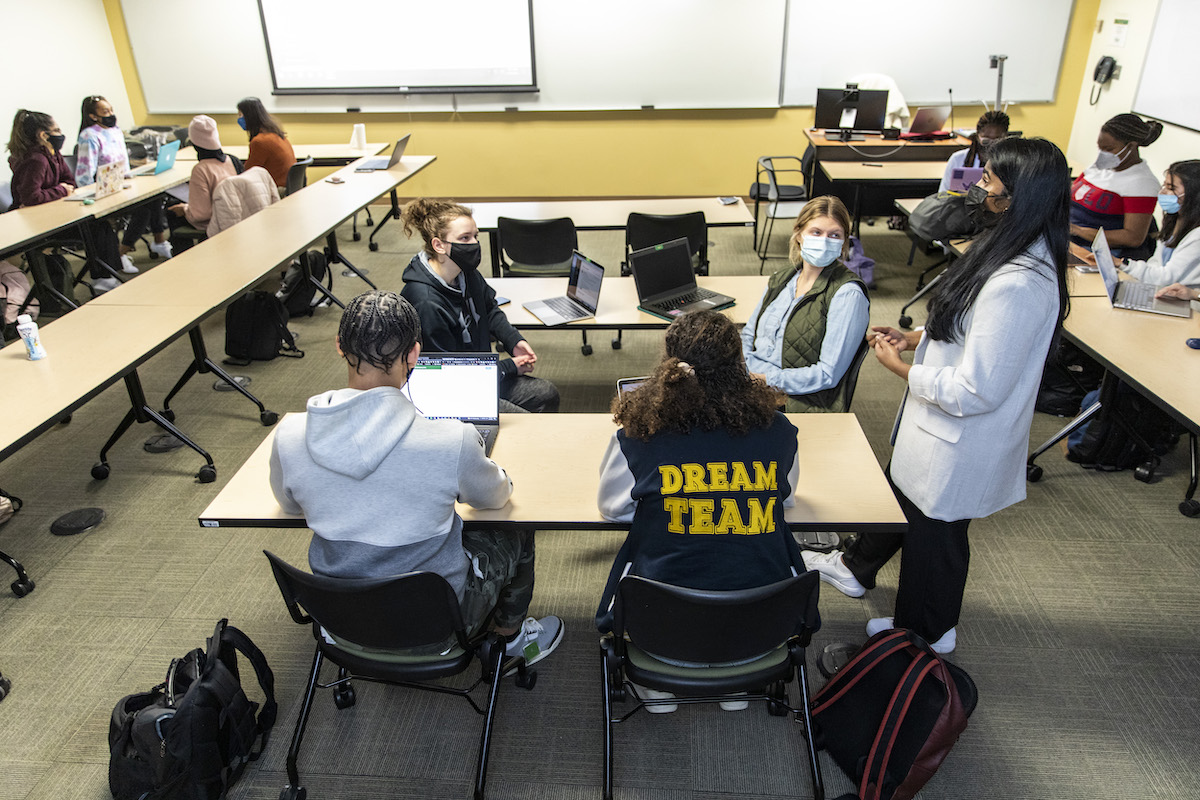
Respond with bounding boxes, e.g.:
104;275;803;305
354;134;410;172
628;237;735;320
130;139;180;176
615;376;649;395
401;352;502;454
947;166;983;193
522;251;604;325
1094;229;1191;318
908;106;951;134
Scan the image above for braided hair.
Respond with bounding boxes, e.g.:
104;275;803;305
6;110;54;161
1101;113;1163;148
963;110;1011;167
337;290;421;374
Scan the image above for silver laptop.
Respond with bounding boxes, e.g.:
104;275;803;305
908;106;951;134
522;251;604;325
615;376;649;395
355;134;410;172
402;352;501;454
1094;228;1191;318
629;237;734;321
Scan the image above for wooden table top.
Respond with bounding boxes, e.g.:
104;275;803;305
822;160;947;182
198;412;906;532
469;197;754;230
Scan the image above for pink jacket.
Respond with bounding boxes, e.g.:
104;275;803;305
207;166;278;236
183;158;238;228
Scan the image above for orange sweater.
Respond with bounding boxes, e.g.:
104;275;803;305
244;132;296;188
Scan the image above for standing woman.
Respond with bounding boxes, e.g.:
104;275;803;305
75;95;172;270
804;138;1069;652
237;97;295;190
1070;113;1162;258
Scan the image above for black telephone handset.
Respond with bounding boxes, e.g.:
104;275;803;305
1094;56;1116;84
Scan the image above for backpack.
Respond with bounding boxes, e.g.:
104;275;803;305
1;259;38;327
30;251;76;316
810;629;977;800
907;192;978;243
1067;383;1179;471
843;236;875;286
1036;340;1104;417
108;619;277;800
223;291;303;366
278;250;332;318
0;487;22;527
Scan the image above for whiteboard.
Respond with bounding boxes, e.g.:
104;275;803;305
121;0;786;113
781;0;1076;107
1132;0;1200;133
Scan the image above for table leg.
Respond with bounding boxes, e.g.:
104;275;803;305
160;328;278;426
366;189;401;252
327;231;376;289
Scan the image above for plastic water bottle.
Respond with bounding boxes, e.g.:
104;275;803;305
16;314;47;360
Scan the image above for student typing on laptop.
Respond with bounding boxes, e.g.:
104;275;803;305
400;199;560;413
269;291;563;664
1108;161;1200;290
741;196;870;412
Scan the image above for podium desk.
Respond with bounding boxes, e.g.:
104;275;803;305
199;413;907;533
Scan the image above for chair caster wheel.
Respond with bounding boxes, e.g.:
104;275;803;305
160;409;176;423
368;241;378;251
767;681;788;716
611;339;621;350
11;578;35;598
1026;464;1043;482
353;232;362;242
280;785;306;800
197;465;217;483
0;675;10;701
91;463;111;480
261;411;279;426
581;344;593;356
899;315;913;329
515;670;537;690
1180;499;1200;517
61;414;72;424
1134;463;1155;483
333;684;357;709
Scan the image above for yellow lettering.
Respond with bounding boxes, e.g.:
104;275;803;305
707;462;729;492
689;499;714;534
715;498;749;535
753;461;777;491
729;462;752;492
682;463;707;493
659;465;682;495
746;497;776;534
664;497;688;533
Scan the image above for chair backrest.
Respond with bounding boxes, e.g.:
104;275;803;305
613;572;819;666
625;211;708;272
837;337;872;412
285;156;314;197
0;182;11;214
208;166;279;236
264;550;469;651
496;216;578;277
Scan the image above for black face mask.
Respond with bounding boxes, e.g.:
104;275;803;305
964;183;1008;227
46;134;66;152
448;242;482;273
99;114;117;128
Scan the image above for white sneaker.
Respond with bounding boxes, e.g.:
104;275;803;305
119;254;139;274
92;277;120;293
866;617;956;654
149;240;173;259
801;550;866;598
503;615;564;672
632;684;678;714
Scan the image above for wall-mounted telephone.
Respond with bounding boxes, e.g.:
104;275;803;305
1090;56;1117;105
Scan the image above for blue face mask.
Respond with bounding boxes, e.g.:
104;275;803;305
237;117;247;131
1158;193;1181;215
800;235;843;268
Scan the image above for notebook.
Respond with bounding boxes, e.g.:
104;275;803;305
947;166;983;193
402;352;501;454
354;134;411;172
522;251;604;325
1094;228;1191;318
628;237;734;321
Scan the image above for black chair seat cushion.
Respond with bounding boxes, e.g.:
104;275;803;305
318;634;475;682
622;640;793;696
749;182;806;202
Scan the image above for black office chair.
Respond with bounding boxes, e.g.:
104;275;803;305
284;156;314;197
750;156;807;268
836;337;872;412
264;551;538;800
601;572;824;800
622;211;709;276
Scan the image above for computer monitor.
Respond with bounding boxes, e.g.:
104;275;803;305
814;87;889;133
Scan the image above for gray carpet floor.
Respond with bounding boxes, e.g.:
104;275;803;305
1;208;1198;800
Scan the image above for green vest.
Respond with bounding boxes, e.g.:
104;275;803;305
750;263;866;413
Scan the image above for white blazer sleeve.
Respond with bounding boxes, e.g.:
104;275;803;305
1122;228;1200;288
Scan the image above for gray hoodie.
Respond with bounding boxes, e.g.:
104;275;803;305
269;386;512;600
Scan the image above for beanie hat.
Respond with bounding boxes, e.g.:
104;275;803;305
188;115;221;150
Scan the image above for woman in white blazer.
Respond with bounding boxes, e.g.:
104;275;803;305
805;138;1070;653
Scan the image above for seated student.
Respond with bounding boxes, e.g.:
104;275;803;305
595;310;807;646
236;97;296;190
399;198;560;413
75;94;173;272
938;110;1010;193
167;115;239;233
741;196;869;412
269;290;563;663
6;109;123;294
1115;160;1200;288
1070;113;1163;259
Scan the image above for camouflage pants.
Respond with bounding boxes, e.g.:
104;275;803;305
460;529;536;633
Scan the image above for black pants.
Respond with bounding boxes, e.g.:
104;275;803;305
86;220;123;280
841;469;971;643
122;197;169;247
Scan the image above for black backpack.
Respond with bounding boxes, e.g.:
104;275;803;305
31;252;77;316
811;629;977;800
108;619;277;800
278;250;332;318
223;291;303;366
907;192;979;243
1067;383;1179;471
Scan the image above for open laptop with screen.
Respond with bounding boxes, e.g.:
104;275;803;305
355;134;411;171
1094;228;1191;318
131;139;180;176
401;352;501;454
522;251;604;325
628;237;734;321
947;166;983;193
907;106;951;134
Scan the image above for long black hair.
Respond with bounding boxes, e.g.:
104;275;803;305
6;109;54;161
925;137;1069;343
1162;160;1200;249
236;97;286;140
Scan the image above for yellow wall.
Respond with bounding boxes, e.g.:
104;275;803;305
104;0;1100;200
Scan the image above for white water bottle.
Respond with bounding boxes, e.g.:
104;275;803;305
16;314;47;360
